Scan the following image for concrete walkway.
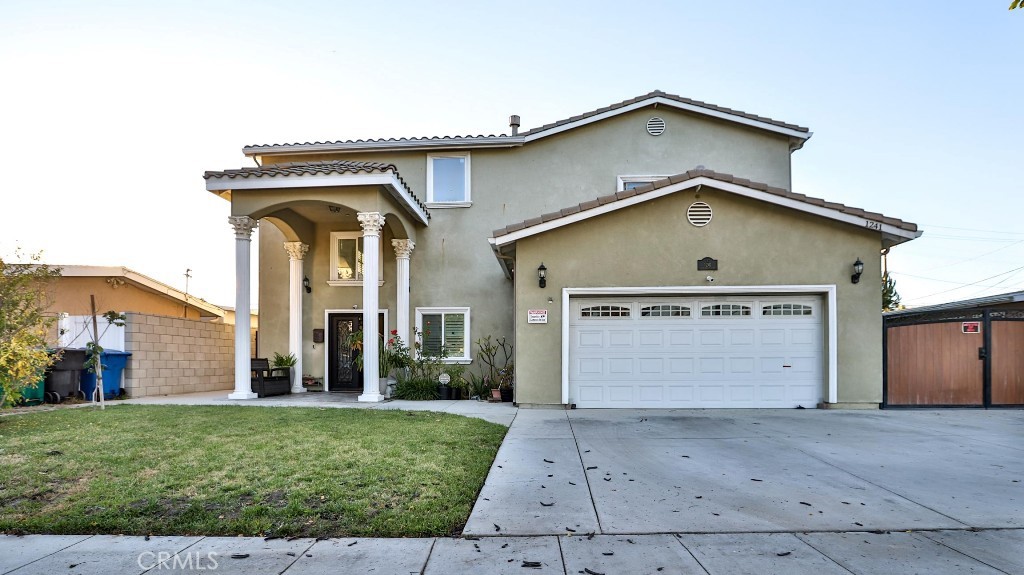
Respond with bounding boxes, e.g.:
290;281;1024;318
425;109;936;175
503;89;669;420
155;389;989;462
2;530;1022;574
119;390;517;425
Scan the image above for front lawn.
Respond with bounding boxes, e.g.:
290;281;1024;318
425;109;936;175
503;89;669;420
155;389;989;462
0;405;506;537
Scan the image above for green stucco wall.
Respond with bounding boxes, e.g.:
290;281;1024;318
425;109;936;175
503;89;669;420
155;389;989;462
513;187;883;406
249;105;802;384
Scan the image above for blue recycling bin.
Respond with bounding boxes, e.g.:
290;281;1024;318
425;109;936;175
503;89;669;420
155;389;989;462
80;351;132;401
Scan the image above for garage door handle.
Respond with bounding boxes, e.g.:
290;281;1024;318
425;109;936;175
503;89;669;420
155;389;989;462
978;347;987;360
783;365;792;368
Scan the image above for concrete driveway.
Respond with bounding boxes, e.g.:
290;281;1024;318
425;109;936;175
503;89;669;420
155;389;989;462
464;408;1024;536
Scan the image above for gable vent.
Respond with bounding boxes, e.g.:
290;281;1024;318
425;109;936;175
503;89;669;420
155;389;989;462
687;201;713;227
646;117;666;136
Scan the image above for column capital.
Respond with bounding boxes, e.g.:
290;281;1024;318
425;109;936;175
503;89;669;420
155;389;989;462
391;238;415;259
228;216;258;239
283;241;309;261
357;212;385;236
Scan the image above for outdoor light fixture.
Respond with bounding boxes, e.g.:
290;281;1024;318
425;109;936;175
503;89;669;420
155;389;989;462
303;275;311;293
851;258;864;284
538;263;547;289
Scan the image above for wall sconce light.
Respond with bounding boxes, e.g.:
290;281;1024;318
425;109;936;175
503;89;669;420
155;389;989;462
538;263;547;289
303;276;311;293
851;258;864;284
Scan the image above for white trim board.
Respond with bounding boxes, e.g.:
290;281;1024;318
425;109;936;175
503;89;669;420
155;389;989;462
322;308;389;392
207;172;430;226
523;96;812;144
490;176;921;249
560;285;839;406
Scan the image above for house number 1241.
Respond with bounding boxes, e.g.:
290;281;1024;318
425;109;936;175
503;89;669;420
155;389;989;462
864;220;882;231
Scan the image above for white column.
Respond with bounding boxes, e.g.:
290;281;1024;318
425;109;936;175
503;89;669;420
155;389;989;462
391;239;415;347
357;212;385;402
284;241;309;394
228;216;258;399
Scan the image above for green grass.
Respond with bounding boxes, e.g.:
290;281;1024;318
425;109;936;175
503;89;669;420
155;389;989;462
0;405;506;537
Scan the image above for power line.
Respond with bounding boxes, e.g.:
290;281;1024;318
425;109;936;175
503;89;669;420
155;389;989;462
921;223;1024;236
901;263;1024;302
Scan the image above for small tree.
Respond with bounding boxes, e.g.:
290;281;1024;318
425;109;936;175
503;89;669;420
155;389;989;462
0;252;60;407
882;271;901;312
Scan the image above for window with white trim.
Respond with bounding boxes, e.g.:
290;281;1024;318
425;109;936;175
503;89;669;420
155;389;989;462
328;231;384;286
761;303;814;316
427;153;471;206
700;304;751;317
415;307;470;361
641;304;691;317
580;305;631;318
616;175;668;192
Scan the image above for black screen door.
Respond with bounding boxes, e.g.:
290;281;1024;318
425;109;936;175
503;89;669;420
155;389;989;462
327;312;386;392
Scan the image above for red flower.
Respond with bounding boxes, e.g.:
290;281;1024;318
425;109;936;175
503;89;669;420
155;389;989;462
390;329;398;335
387;338;395;345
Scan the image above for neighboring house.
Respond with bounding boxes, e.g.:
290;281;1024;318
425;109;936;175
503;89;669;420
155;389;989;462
46;265;254;398
204;90;922;408
51;265;226;322
884;290;1024;408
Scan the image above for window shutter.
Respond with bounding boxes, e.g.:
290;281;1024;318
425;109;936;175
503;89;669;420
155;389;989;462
443;313;465;357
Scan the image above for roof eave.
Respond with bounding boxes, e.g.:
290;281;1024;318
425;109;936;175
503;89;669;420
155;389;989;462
490;175;921;248
242;136;525;157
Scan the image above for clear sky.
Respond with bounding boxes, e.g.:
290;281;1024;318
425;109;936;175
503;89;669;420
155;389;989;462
1;1;1021;309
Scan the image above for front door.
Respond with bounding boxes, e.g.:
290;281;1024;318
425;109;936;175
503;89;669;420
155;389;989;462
328;313;362;391
327;312;386;392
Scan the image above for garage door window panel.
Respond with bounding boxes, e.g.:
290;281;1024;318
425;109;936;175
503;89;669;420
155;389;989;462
701;304;751;317
641;304;691;318
580;305;631;318
762;303;814;316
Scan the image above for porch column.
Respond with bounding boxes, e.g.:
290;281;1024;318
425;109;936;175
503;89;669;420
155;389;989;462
283;241;309;394
391;239;415;347
228;216;258;399
357;212;385;402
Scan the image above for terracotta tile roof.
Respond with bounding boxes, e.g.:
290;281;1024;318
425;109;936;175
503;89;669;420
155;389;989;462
491;168;919;238
203;160;428;216
518;90;810;137
241;90;807;154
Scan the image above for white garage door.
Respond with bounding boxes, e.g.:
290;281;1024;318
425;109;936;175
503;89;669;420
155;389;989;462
569;296;823;408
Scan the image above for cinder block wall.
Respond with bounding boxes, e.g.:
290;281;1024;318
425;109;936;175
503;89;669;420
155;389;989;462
123;312;234;397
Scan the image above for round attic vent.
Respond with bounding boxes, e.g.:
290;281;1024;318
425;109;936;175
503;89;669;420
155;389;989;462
687;201;713;227
646;117;666;136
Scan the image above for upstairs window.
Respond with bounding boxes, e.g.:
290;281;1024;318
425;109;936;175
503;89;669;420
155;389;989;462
617;175;668;192
328;231;383;286
427;153;471;206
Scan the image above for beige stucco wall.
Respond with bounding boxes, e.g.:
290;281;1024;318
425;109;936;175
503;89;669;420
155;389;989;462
513;187;883;406
122;312;235;397
251;105;796;380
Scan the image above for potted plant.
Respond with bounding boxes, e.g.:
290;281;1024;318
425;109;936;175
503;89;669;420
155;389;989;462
346;330;412;395
475;335;514;402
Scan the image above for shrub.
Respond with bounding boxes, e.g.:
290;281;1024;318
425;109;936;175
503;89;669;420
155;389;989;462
0;252;60;407
392;376;439;400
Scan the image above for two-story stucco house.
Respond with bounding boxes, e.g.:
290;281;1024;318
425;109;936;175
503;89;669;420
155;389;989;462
204;90;921;409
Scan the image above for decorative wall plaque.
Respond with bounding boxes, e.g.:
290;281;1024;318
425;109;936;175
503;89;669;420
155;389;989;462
697;257;718;271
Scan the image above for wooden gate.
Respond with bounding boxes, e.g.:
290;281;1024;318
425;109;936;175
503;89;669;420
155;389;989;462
884;309;1024;408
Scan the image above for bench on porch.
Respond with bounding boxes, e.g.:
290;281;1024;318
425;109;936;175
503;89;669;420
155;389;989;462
251;358;291;398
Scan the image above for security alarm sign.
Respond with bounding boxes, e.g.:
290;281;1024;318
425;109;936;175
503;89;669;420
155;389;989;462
528;309;548;324
962;322;981;334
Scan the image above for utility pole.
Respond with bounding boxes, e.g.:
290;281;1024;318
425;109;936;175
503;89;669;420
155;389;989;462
183;268;192;318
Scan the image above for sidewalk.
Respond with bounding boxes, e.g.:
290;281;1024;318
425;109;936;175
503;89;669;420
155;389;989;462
2;530;1021;574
